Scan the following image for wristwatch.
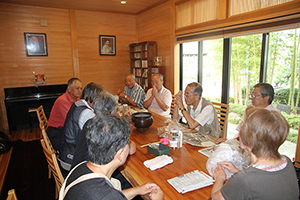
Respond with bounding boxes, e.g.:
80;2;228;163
124;95;127;99
180;107;186;113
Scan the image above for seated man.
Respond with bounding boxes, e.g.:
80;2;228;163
59;114;164;200
71;91;136;169
215;82;281;144
58;82;103;172
117;74;145;107
48;77;82;151
143;74;172;118
173;82;221;138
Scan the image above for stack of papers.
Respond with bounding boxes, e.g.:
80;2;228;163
167;170;214;193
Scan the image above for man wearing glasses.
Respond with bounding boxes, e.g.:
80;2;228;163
216;82;281;143
250;83;280;111
173;82;221;139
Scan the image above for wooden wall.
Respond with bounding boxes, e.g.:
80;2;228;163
137;0;175;94
0;3;138;132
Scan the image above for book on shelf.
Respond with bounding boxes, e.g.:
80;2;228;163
134;52;141;59
145;79;148;88
135;60;141;68
142;69;148;78
142;60;148;68
167;170;214;194
136;77;141;85
134;45;141;51
145;44;147;51
145;51;147;58
136;68;141;76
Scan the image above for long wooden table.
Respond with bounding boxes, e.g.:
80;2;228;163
120;111;213;200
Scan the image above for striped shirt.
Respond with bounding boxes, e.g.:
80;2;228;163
124;83;145;107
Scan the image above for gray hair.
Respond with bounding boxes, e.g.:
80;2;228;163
67;77;81;86
93;92;117;115
187;82;203;98
81;82;103;103
86;114;131;165
253;83;274;104
125;73;136;80
153;74;163;81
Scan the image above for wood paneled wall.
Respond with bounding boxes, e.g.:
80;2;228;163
0;3;138;132
137;0;175;94
0;3;74;132
74;10;137;92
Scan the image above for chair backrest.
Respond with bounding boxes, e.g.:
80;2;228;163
36;105;48;130
6;189;18;200
40;139;65;193
169;95;176;116
211;102;230;138
40;121;56;154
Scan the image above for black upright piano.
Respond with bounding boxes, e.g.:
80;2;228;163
4;84;67;134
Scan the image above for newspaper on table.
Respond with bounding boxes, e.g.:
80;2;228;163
182;131;215;147
198;146;216;157
167;170;214;194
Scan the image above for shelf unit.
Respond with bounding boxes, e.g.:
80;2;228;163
129;41;157;90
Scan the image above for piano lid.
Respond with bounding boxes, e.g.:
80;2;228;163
4;84;67;100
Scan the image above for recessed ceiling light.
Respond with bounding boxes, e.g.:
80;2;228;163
121;1;126;4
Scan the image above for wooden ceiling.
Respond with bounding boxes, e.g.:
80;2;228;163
0;0;168;14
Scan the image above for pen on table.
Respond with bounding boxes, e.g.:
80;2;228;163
140;141;162;148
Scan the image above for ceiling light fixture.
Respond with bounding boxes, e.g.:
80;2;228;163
121;1;126;4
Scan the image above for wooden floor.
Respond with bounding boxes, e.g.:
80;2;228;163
0;128;41;192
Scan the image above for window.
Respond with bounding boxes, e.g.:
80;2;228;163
179;28;300;160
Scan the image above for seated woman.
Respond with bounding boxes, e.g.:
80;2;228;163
211;106;298;200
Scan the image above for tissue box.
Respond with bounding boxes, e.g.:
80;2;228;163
147;143;170;156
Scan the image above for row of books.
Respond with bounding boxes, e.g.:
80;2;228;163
132;68;148;78
132;44;147;51
133;52;147;59
133;45;141;51
133;52;141;59
134;60;148;68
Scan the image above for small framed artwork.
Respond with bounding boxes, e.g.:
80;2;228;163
99;35;116;56
24;33;48;56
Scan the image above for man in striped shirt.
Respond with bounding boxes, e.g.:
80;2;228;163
117;74;145;107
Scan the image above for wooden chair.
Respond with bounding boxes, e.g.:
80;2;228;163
169;95;176;116
6;189;18;200
40;139;65;199
40;121;55;156
212;102;230;138
36;105;48;130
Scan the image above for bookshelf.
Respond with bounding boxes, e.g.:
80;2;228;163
129;41;157;90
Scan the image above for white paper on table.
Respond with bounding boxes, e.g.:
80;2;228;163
143;155;173;170
167;170;214;193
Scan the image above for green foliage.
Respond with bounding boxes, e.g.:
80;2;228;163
287;133;298;143
281;112;300;129
228;118;241;125
274;88;300;105
229;103;247;117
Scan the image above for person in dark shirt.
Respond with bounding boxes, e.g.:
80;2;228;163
60;114;164;200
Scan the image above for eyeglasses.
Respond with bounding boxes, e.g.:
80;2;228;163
250;93;262;98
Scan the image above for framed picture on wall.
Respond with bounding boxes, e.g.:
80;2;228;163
99;35;116;56
24;33;48;56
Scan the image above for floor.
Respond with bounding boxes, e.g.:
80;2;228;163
0;128;41;192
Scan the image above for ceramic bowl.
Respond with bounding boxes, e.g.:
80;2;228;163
131;112;153;132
